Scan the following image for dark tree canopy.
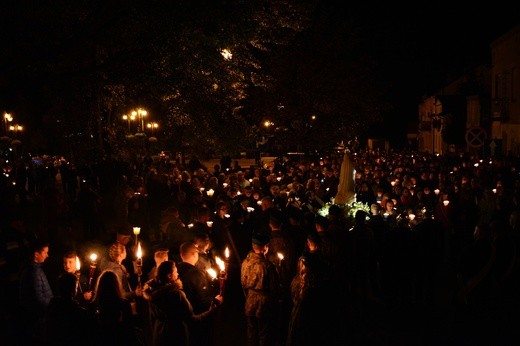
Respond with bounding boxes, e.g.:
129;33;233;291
1;0;388;160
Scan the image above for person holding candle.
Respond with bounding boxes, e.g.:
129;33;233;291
89;270;146;345
178;241;222;346
241;233;281;346
44;272;93;345
149;260;222;346
266;214;296;345
61;250;93;307
286;252;333;346
101;242;143;300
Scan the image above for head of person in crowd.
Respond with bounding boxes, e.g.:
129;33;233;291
370;203;381;216
157;260;182;289
180;242;200;266
116;226;132;246
252;233;271;255
63;250;79;274
193;233;211;254
261;196;274;211
108;242;127;264
31;238;50;264
314;215;329;233
306;230;321;252
154;248;169;268
215;201;230;218
94;270;124;308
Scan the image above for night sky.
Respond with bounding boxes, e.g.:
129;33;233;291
331;3;520;145
1;2;519;149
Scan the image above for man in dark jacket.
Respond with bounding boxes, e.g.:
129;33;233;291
178;242;220;346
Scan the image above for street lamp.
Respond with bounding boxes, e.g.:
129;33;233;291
146;122;159;136
131;108;147;133
3;113;13;134
122;114;137;132
9;124;23;133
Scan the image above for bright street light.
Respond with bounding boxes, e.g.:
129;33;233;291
131;108;147;132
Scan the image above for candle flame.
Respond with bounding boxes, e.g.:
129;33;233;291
137;242;142;259
277;252;284;261
215;256;225;272
207;268;217;279
443;200;450;206
225;247;230;259
133;227;141;235
206;221;213;228
409;214;415;221
207;189;214;197
76;256;81;271
90;253;97;262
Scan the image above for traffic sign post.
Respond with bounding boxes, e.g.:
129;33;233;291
465;127;487;148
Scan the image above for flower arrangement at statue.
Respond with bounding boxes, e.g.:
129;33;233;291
317;201;370;221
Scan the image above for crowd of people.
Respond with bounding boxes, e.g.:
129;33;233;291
1;148;520;345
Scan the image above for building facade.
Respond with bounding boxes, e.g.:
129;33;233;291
416;25;520;156
491;24;520;155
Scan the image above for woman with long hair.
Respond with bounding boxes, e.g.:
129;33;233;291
149;260;221;346
90;270;144;345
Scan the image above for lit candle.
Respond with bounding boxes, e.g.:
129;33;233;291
443;200;450;206
247;207;255;213
225;247;230;269
215;256;226;294
133;227;141;244
434;189;440;195
75;256;81;279
207;268;217;280
223;183;228;188
136;242;143;288
188;223;194;228
137;242;142;261
215;256;225;274
206;221;213;228
409;214;415;221
207;189;215;197
88;253;97;290
277;252;284;267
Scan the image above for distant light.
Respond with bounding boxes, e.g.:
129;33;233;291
220;48;232;60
